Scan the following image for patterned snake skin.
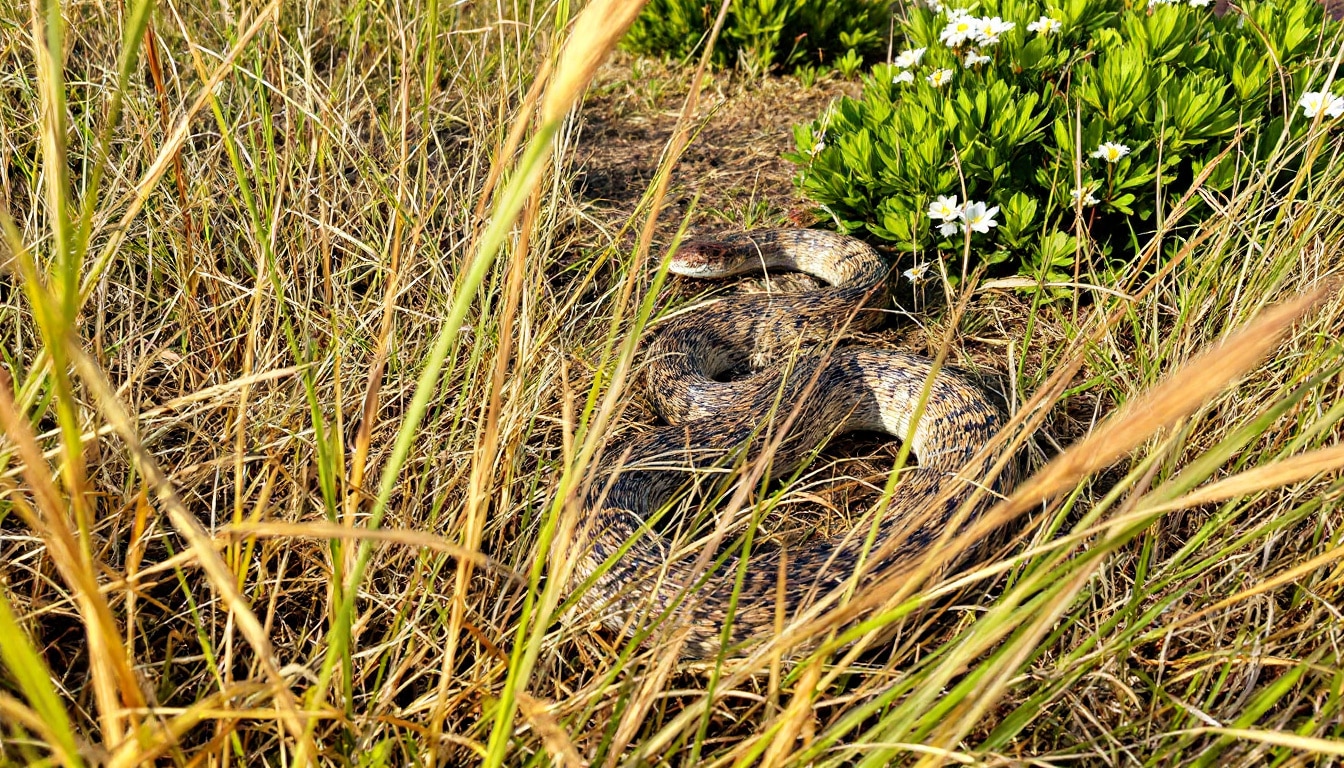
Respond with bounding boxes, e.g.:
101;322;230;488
569;229;1011;658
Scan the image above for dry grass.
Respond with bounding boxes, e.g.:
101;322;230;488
1;1;1343;766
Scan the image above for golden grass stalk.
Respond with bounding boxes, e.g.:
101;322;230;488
45;333;313;757
540;0;650;124
8;0;282;418
0;281;143;750
104;683;270;768
1163;539;1344;635
1181;728;1344;756
221;520;522;580
1142;443;1344;514
478;2;654;763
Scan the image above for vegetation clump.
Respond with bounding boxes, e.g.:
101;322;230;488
622;0;893;72
789;0;1338;282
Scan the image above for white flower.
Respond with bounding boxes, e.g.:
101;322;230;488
1026;15;1061;35
903;262;931;283
1070;186;1100;206
940;15;980;46
973;17;1014;45
928;195;962;221
927;0;944;11
809;131;827;157
1300;91;1344;119
964;49;991;67
895;47;927;68
1091;141;1131;163
1188;0;1212;6
927;68;955;87
938;221;961;237
893;70;915;84
961;201;1000;233
945;6;970;19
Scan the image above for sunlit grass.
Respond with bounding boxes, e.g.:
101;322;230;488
0;0;1342;766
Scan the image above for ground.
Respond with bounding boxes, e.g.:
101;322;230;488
576;55;852;235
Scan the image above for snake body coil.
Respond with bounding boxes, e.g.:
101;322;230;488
570;229;1009;658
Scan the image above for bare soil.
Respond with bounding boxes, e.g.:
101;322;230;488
575;55;859;238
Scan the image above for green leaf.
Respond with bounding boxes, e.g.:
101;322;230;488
1109;192;1136;214
1001;191;1040;244
0;588;84;766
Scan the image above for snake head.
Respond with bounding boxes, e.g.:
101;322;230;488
669;240;751;279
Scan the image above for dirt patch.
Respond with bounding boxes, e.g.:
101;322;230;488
575;55;859;239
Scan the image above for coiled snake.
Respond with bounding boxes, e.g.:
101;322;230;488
570;229;1010;658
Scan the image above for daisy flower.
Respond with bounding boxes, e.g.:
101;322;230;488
961;201;1000;233
927;68;954;87
895;47;927;68
1300;91;1344;119
940;15;980;46
974;17;1014;45
927;195;962;221
1091;141;1131;163
1026;16;1061;35
1070;186;1100;206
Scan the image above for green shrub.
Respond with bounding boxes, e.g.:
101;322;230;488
787;0;1339;283
622;0;893;73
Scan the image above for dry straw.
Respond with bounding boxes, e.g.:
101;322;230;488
2;0;1343;763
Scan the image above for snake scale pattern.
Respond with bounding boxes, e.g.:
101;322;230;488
569;229;1011;658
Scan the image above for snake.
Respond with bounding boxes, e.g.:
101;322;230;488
569;229;1011;659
